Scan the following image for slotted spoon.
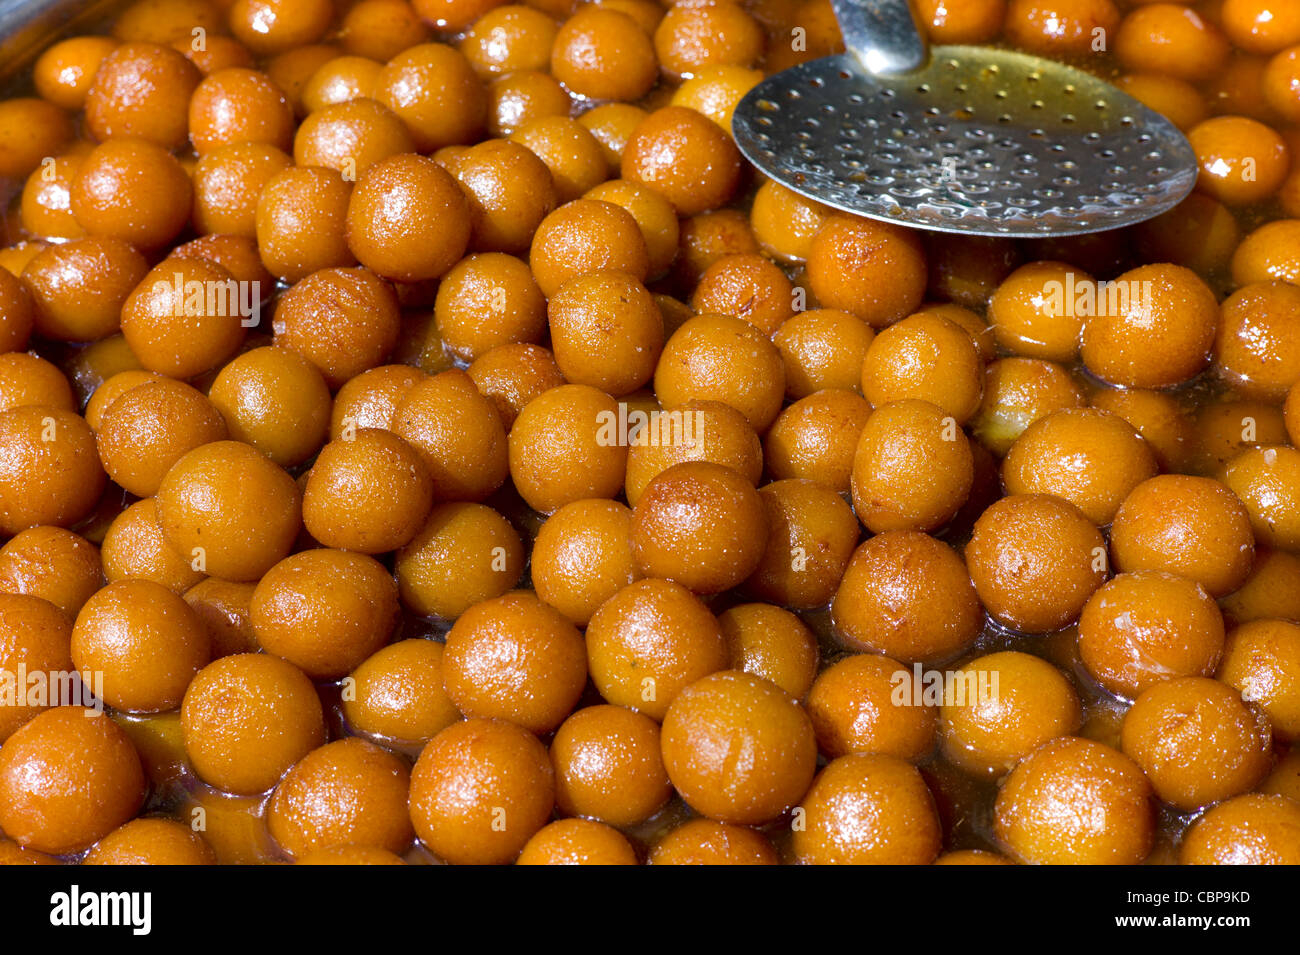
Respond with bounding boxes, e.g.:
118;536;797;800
732;0;1198;236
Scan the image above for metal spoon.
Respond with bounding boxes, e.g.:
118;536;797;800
732;0;1198;237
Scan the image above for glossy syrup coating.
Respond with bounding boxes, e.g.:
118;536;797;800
765;390;870;493
192;143;292;237
749;179;831;263
0;594;73;742
1221;445;1300;550
550;704;671;826
0;406;105;536
832;531;983;664
621;106;742;217
1188;115;1289;204
408;718;555;865
445;138;557;254
669;64;763;134
300;55;383;112
1218;619;1300;740
987;261;1088;362
0;354;73;414
661;670;816;825
1090;386;1193;473
33;36;120;109
84;42;200;148
585;577;728;720
1115;2;1229;81
806;653;937;761
182;577;258;658
17;144;92;239
624;399;763;506
292;96;416;174
208;346;331;468
0;268;34;352
84;818;216;865
156;439;301;582
1215;281;1300;401
101;498;205;592
649;819;777;865
1121;676;1271;811
22;234;147;344
579;104;649;173
793;753;942;865
531;499;638;626
0;527;101;619
806;214;927;328
689;253;794;337
1221;550;1300;627
255;166;355;282
273;266;399;388
395;502;523;619
120;258;246;379
965;493;1107;633
551;7;657;101
0;707;146;855
861;313;984;423
654;313;785;431
548;269;664;395
392;368;508;502
461;5;554;75
343;638;460;745
1078;571;1226;699
1004;0;1120;57
189;67;295;154
70;139;193;250
1179;793;1300;864
330;363;425;436
267;738;413;859
746;478;860;610
940;651;1081;778
516;819;639;865
584;179;680;280
851;398;974;534
773;309;874;399
994;736;1154;865
972;357;1084;457
435;253;545;362
719;603;819;700
529;198;649;297
251;548;399;680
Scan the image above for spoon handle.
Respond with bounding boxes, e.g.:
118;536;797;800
830;0;928;75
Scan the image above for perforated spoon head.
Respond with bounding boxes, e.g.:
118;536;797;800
732;45;1198;237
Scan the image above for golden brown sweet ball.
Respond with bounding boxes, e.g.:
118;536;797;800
375;43;487;151
489;72;571;138
0;594;73;742
516;819;638;865
550;704;671;826
252;549;398;681
266;44;342;116
1262;46;1300;123
1222;445;1300;550
662;670;815;825
1116;3;1230;82
530;499;637;627
549;270;664;396
346;154;471;282
302;430;433;554
101;499;205;593
19;144;90;242
941;651;1081;778
1004;0;1120;58
191;143;292;238
177;35;258;76
0;269;33;353
95;379;228;498
1232;218;1300;286
83;43;199;149
272;267;399;388
84;371;159;433
1090;386;1192;473
71;578;209;714
1180;793;1300;864
669;64;763;133
255;166;355;282
0;528;101;620
0;706;145;855
1219;619;1300;739
84;818;217;865
300;55;383;112
0;354;73;415
850;399;974;535
1121;676;1271;811
550;7;657;101
653;1;763;79
1133;192;1239;277
413;0;509;32
1216;281;1300;401
971;358;1084;458
649;819;777;865
994;736;1153;865
464;344;561;430
793;753;942;864
69;140;191;252
439;140;553;256
433;254;544;363
586;577;728;720
621;106;741;217
965;494;1106;634
1002;408;1157;526
1188;116;1289;205
267;738;412;860
1081;264;1219;389
583;180;679;281
0;407;105;537
33;36;119;110
292;97;415;176
1192;399;1287;474
631;462;769;594
765;390;871;495
119;260;246;379
0;243;47;280
188;68;294;156
747;478;859;609
330;364;425;437
409;718;555;865
460;5;553;75
986;261;1087;363
156;440;300;582
719;603;818;700
832;531;983;664
1078;571;1226;698
339;0;430;61
443;591;586;733
1222;0;1300;54
749;179;831;264
675;208;760;286
772;309;873;400
1221;550;1300;627
182;652;325;794
1110;475;1255;598
915;0;1005;43
528;199;649;297
654;314;785;431
578;103;648;172
207;346;331;468
395;502;523;619
170;233;274;288
624;401;762;506
0;841;60;866
861;313;983;423
508;384;629;513
806;653;937;761
343;638;460;743
806;214;927;329
392;368;508;502
228;0;332;54
183;577;257;658
689;254;794;338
